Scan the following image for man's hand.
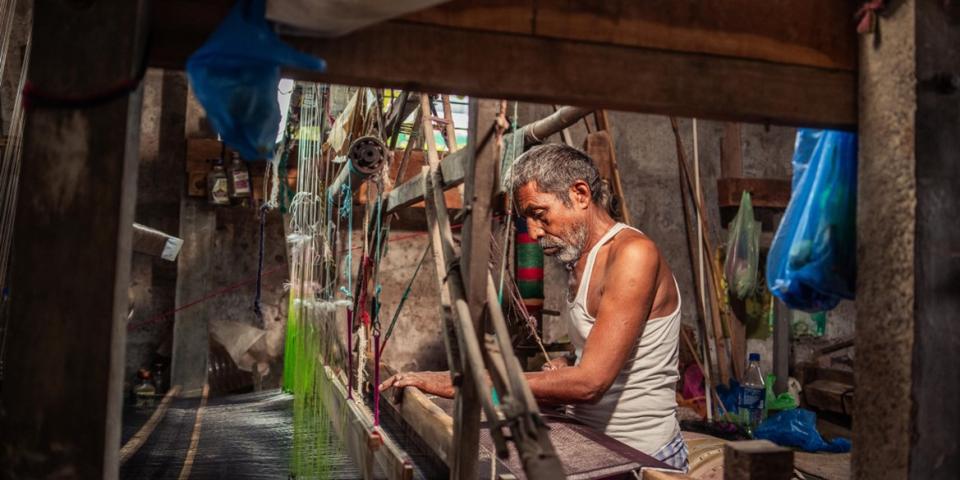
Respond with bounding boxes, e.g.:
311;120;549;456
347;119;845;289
541;355;572;371
378;371;455;399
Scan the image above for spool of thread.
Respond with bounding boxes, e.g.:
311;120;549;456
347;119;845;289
514;217;544;318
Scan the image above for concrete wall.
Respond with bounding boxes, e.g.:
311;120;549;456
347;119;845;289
170;88;290;395
125;70;181;385
129;73;290;396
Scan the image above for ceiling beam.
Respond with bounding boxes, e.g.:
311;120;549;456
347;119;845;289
150;0;856;128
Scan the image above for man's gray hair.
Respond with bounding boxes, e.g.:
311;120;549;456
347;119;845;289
508;143;609;208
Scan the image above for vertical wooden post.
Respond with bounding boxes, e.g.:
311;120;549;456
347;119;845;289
856;2;960;479
0;1;148;478
719;122;745;382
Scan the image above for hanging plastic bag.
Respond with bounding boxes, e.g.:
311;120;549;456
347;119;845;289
754;408;851;453
766;129;857;312
186;0;325;160
725;191;760;299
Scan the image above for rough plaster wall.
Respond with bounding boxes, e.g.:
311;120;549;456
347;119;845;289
378;234;448;372
853;2;916;479
126;70;177;384
0;0;30;134
171;89;289;395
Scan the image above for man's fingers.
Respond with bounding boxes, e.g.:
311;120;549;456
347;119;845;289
378;374;400;392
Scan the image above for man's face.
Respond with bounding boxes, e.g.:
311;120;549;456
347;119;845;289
515;181;589;264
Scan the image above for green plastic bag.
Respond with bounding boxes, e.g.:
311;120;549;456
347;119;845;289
765;374;798;418
725;191;760;299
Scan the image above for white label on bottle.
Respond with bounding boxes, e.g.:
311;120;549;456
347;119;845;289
233;171;250;195
212;178;230;204
739;386;765;410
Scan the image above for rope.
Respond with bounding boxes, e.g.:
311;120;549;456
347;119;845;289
128;264;286;332
379;241;431;355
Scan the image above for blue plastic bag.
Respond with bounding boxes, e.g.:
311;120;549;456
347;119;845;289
766;129;857;312
754;408;851;453
186;0;325;160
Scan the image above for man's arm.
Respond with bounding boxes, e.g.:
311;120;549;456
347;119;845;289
524;238;660;404
381;238;661;405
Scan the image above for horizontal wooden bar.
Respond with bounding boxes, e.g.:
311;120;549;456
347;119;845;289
150;1;856;128
717;177;791;209
386;149;468;214
403;0;857;71
321;366;415;480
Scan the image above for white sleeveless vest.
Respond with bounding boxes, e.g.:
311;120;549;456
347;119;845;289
563;223;682;455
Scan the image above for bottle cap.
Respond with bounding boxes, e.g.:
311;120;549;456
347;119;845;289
749;353;760;362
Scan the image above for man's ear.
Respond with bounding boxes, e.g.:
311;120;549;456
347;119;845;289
569;180;592;210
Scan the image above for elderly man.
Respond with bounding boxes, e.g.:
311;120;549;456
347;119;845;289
380;144;687;470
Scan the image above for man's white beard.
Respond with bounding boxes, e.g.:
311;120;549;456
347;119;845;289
540;222;588;264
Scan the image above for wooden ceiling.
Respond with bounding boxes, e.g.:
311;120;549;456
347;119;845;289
151;0;858;128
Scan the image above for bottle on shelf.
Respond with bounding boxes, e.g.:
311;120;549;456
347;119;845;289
227;151;252;201
207;157;230;206
738;352;766;436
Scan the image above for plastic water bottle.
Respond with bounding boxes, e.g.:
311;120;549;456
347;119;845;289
739;353;765;435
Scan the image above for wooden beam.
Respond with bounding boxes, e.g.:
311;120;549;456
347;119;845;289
717;178;791;209
380;364;455;466
403;0;857;71
386;149;467;214
150;0;856;128
0;0;148;477
724;440;794;480
420;95;484;479
322;367;415;480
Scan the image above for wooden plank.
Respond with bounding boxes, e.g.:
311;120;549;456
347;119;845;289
717;178;791;209
804;379;854;416
380;364;455;466
0;0;148;477
717;124;746;383
386;148;468;214
642;469;696;480
720;123;743;178
420;96;482;480
150;1;857;129
323;367;415;480
403;0;856;71
453;98;496;480
583;130;630;223
724;440;794;480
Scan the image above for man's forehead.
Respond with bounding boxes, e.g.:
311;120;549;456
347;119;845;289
515;182;554;209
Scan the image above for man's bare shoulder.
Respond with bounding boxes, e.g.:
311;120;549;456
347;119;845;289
608;228;659;265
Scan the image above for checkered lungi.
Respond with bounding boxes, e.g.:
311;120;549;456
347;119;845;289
652;431;689;472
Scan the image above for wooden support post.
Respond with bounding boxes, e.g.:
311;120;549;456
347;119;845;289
772;299;790;395
719;122;745;382
723;440;793;480
855;3;960;479
420;95;482;480
0;0;148;477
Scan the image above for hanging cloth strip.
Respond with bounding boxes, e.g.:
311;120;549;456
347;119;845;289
337;181;355;398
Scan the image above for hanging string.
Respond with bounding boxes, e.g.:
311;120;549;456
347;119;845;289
338;181;355;399
379;241;431;355
370;174;388;426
